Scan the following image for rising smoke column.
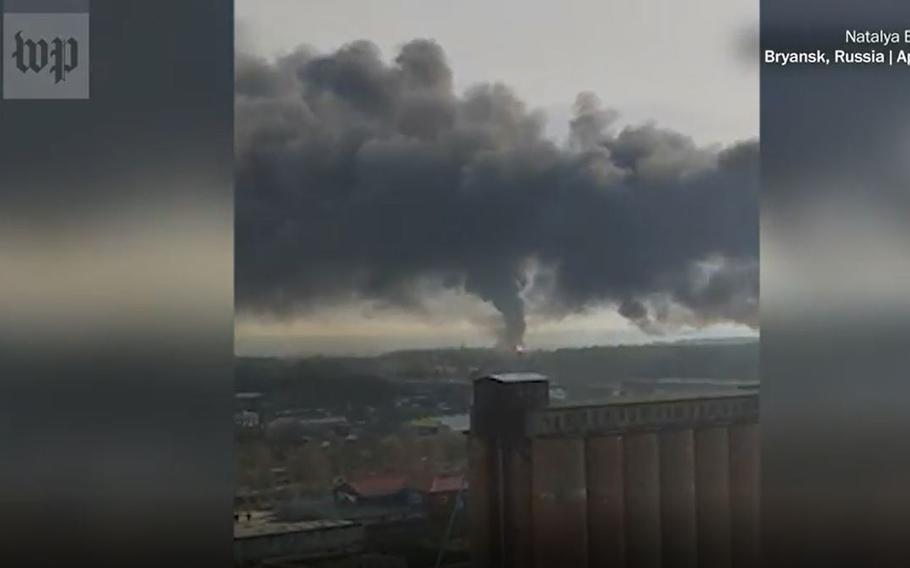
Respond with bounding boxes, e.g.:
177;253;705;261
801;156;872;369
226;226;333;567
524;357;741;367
235;40;758;348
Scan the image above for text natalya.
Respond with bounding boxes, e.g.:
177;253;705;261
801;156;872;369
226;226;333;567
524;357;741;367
845;30;909;46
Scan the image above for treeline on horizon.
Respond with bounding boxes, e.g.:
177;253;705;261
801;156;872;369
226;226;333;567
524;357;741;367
236;340;759;410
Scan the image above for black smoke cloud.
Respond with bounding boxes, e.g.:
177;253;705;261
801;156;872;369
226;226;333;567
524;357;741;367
236;40;758;348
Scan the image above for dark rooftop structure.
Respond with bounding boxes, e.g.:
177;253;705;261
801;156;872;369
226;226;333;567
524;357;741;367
469;372;760;568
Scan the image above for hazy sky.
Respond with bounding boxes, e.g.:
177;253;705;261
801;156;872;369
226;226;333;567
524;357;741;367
237;0;757;145
235;0;758;356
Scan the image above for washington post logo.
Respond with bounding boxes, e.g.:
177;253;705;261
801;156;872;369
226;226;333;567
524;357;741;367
12;31;80;84
3;4;90;99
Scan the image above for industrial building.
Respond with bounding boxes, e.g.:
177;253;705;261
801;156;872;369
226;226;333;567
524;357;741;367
469;373;759;568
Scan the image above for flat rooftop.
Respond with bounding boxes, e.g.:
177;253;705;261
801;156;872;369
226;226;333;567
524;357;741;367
234;518;358;540
235;392;263;399
548;389;757;410
483;372;548;383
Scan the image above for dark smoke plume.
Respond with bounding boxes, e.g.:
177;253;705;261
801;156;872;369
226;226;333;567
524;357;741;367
236;40;758;348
